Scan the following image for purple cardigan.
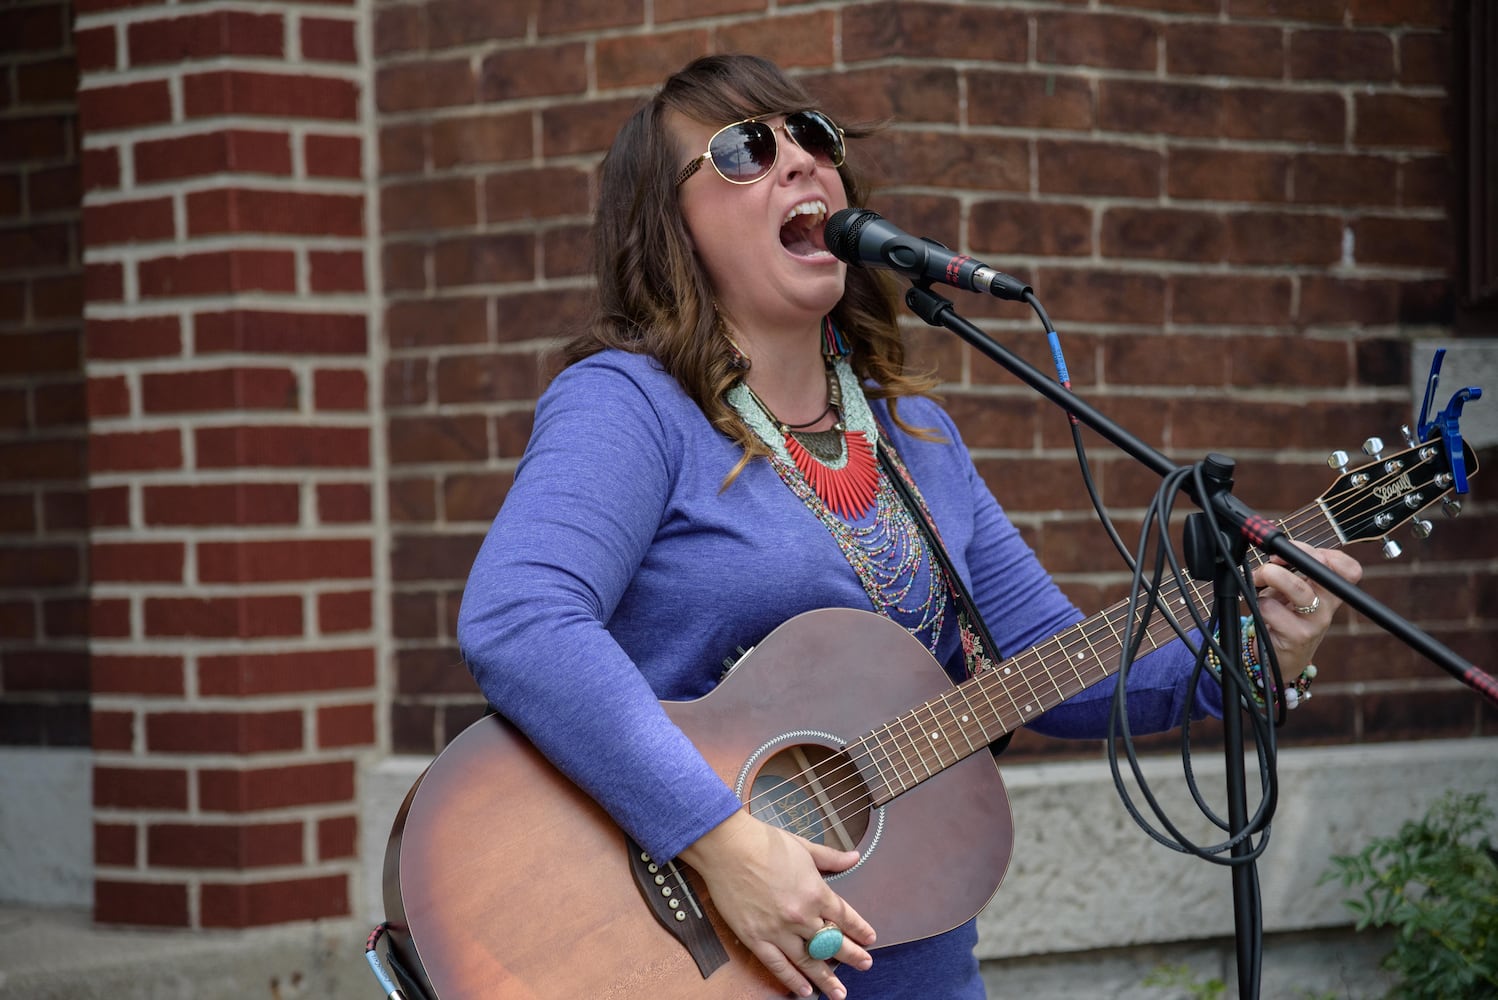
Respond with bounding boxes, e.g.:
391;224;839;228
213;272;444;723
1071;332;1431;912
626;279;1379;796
457;349;1218;998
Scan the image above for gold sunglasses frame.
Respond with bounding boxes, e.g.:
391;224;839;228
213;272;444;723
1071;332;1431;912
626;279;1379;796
675;111;846;187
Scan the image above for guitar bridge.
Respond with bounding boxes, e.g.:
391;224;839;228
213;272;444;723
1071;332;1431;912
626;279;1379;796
625;837;729;980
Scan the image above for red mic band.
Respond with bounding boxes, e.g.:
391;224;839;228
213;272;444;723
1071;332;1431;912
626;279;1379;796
1460;665;1498;705
1241;515;1278;546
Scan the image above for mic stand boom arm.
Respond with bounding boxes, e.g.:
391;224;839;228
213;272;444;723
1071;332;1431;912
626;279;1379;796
900;282;1495;703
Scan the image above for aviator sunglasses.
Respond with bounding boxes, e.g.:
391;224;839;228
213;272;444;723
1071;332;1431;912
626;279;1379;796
676;110;846;187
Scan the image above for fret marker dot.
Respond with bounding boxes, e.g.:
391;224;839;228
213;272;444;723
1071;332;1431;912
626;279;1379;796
929;732;940;741
961;715;970;723
1004;667;1013;676
1025;704;1033;713
1074;651;1083;661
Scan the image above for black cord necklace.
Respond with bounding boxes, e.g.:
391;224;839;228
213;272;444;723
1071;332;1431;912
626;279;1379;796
741;364;842;432
778;401;834;430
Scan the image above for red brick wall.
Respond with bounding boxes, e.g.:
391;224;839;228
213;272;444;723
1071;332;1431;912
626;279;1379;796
71;0;377;928
1;0;1492;932
375;0;1495;757
0;0;89;747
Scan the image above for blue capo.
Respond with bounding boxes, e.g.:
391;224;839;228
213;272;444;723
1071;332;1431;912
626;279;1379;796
1415;348;1483;495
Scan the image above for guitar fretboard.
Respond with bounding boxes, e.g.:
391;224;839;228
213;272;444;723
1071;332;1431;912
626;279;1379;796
850;502;1330;806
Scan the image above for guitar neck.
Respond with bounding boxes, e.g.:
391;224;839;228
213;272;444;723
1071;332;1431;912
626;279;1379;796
849;429;1477;806
853;500;1333;805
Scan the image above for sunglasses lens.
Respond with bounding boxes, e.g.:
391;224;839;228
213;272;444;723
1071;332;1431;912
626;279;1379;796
698;113;844;184
710;121;777;182
787;111;844;167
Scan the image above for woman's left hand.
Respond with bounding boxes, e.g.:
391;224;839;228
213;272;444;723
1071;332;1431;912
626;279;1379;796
1249;542;1364;679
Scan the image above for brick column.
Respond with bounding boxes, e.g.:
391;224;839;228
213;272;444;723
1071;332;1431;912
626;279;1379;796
0;0;89;749
76;0;381;928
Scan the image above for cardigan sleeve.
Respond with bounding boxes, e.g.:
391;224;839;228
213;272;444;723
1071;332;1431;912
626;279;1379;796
456;359;743;863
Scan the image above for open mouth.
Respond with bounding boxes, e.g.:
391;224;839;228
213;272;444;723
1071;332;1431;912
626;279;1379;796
779;199;830;258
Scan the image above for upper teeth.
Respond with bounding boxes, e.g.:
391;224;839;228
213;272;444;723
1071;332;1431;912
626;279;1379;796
783;200;827;226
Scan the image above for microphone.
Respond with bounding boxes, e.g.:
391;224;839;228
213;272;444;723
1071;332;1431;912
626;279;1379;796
823;208;1031;301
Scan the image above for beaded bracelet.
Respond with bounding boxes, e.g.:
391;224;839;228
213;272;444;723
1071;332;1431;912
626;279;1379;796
1206;615;1317;709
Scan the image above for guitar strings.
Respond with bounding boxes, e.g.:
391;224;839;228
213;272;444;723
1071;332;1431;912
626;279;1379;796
769;448;1436;822
818;465;1363;820
740;454;1424;838
733;452;1443;845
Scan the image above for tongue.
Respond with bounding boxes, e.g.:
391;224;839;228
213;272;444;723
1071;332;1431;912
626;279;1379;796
780;215;822;256
782;234;819;256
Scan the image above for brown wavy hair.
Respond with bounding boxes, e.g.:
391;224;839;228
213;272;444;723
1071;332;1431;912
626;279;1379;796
562;54;938;478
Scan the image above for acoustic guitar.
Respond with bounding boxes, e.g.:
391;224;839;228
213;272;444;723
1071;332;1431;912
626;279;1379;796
382;435;1476;998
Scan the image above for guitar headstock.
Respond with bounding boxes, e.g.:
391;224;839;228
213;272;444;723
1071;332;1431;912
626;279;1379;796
1320;434;1481;557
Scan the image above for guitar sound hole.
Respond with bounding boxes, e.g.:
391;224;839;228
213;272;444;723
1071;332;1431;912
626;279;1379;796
747;744;871;851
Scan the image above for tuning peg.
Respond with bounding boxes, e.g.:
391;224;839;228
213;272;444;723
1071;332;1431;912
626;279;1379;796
1328;450;1351;474
1442;496;1463;518
1411;518;1434;540
1362;437;1385;460
1401;424;1419;448
1381;537;1403;559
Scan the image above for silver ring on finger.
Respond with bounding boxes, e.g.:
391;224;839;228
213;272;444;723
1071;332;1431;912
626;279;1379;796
1293;595;1321;615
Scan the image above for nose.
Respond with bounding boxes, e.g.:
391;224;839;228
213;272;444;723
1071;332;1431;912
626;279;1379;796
777;126;819;181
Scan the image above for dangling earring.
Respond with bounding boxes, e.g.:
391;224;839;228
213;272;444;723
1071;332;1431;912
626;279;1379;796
725;336;751;372
714;302;751;372
820;314;851;361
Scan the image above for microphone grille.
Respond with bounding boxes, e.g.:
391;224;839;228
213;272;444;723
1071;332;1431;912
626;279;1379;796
824;207;877;263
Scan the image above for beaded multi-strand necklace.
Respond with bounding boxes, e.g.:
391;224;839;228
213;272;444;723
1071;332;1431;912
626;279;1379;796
725;317;949;652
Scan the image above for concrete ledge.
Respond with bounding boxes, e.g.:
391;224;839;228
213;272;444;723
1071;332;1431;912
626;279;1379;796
974;737;1498;958
978;927;1397;1000
0;748;90;908
0;907;367;1000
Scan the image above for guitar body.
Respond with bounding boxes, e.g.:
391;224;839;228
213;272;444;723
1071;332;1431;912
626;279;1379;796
383;608;1014;999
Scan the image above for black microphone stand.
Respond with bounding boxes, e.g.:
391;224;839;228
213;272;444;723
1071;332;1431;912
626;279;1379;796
898;278;1497;1000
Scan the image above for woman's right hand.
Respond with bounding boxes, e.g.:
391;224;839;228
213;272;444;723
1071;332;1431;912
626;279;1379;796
679;809;876;1000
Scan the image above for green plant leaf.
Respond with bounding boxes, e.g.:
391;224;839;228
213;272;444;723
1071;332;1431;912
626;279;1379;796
1323;791;1498;1000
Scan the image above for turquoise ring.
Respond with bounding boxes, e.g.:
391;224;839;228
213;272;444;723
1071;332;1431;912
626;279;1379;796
806;923;844;961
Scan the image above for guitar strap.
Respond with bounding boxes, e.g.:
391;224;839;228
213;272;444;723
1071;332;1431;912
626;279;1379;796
875;438;1014;755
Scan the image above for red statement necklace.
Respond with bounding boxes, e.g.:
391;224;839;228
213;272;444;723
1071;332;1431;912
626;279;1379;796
729;319;879;520
767;371;878;520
